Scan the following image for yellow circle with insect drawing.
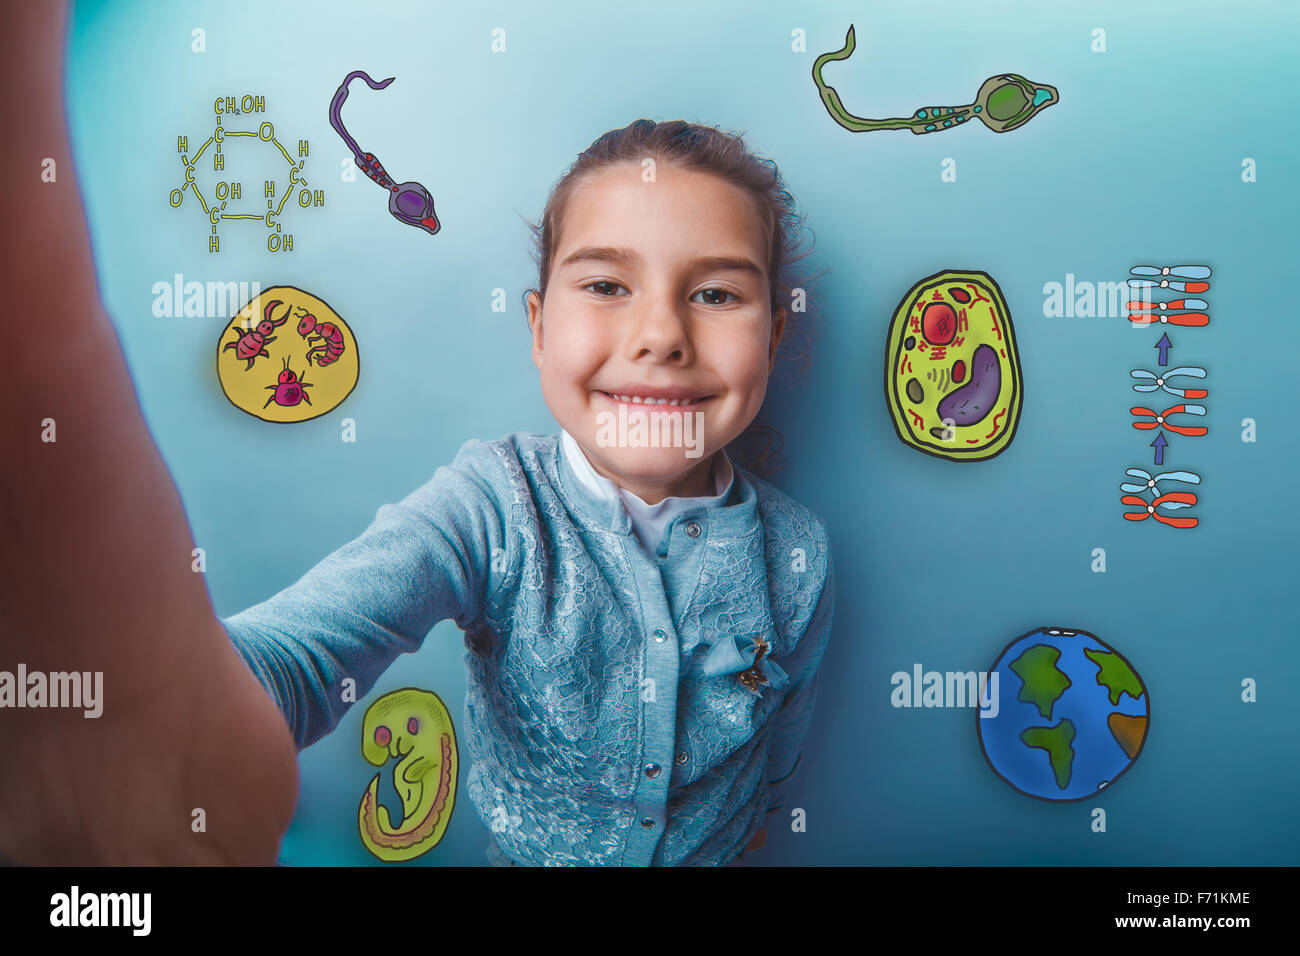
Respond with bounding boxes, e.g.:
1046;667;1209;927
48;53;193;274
217;285;359;423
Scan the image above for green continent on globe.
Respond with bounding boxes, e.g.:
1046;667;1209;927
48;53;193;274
1010;644;1072;720
1084;647;1145;706
1021;719;1076;790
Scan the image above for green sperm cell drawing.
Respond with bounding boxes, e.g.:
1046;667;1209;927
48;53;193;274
812;24;1059;135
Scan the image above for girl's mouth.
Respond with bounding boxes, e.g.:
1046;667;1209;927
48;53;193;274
597;391;711;409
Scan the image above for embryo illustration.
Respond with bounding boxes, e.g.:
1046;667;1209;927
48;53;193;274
358;688;459;862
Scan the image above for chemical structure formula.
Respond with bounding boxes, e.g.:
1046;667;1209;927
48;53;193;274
169;94;325;253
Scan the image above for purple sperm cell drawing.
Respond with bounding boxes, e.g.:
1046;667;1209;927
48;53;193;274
330;70;441;235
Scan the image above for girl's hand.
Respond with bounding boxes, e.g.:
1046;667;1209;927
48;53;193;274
0;0;299;864
745;827;768;852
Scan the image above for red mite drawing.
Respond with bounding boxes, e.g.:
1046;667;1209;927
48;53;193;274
263;357;314;409
295;307;346;367
223;300;289;370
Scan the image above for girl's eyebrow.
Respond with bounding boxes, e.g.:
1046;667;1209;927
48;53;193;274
559;245;765;278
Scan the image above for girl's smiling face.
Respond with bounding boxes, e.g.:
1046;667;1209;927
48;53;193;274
527;160;785;505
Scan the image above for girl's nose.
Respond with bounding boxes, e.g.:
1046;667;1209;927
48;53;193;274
629;301;693;364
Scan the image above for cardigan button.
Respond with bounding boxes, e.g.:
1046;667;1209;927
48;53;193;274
644;763;661;778
675;750;689;765
641;818;656;829
685;521;701;538
653;628;667;643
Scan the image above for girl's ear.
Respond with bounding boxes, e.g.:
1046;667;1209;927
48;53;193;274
768;306;787;373
527;290;544;369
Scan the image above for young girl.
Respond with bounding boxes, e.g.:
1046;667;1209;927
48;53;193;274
0;4;832;867
222;119;835;867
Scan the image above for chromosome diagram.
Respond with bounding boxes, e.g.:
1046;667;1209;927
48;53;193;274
1119;265;1211;529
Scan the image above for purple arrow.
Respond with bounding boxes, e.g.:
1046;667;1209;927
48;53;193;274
1155;332;1172;367
1151;431;1168;466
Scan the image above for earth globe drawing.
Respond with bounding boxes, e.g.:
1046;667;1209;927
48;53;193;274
977;627;1149;801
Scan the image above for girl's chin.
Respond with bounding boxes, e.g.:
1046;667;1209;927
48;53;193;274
592;446;714;470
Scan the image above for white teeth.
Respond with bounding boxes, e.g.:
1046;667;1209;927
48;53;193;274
608;393;699;407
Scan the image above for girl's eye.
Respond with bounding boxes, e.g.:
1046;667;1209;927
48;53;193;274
585;280;627;297
693;287;739;306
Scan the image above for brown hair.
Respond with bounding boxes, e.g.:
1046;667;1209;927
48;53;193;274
523;118;824;480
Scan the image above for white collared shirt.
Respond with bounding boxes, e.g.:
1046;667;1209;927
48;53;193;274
560;428;735;557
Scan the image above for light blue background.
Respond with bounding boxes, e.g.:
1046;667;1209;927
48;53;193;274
66;0;1299;865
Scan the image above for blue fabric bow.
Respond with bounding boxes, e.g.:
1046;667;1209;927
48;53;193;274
702;633;789;697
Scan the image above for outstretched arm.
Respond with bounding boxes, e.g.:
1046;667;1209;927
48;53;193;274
0;1;298;864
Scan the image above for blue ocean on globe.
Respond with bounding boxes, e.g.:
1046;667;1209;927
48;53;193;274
977;627;1149;801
